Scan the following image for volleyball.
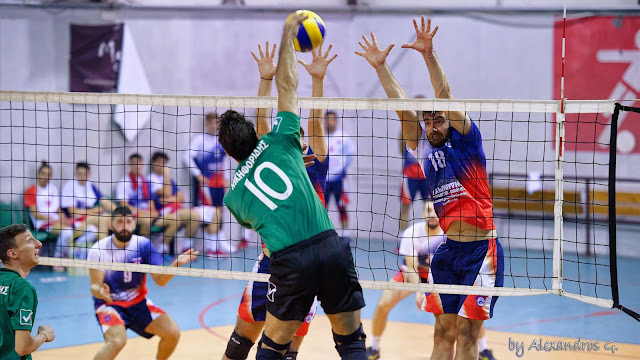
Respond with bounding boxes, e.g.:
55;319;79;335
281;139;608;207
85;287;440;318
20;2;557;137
287;10;326;52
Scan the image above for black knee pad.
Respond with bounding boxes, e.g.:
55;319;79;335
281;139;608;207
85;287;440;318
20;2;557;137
333;325;367;360
224;331;254;360
258;332;292;352
284;350;298;360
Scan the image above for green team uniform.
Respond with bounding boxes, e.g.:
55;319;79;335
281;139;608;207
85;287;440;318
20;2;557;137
224;111;334;253
0;268;38;360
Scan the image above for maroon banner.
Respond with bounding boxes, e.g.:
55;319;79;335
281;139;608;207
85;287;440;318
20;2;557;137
70;24;123;93
554;16;640;155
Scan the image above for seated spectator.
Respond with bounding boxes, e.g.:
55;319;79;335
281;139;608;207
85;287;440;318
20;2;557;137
24;162;74;266
114;154;157;240
60;162;116;257
148;151;201;254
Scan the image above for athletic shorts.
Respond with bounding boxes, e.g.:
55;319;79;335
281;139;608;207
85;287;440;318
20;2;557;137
95;298;165;338
208;187;225;207
423;238;504;320
193;205;215;224
325;180;345;207
400;177;429;205
392;264;430;283
267;230;365;322
237;253;318;336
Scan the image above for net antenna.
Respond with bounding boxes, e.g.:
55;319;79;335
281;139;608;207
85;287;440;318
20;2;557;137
552;0;568;297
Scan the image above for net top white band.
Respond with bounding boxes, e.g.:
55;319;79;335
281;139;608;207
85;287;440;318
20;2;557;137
0;90;615;114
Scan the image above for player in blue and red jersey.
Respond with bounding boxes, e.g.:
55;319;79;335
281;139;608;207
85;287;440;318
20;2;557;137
220;41;334;360
358;17;503;360
88;206;197;360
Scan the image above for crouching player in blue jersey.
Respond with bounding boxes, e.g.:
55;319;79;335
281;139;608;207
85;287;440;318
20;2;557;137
88;206;198;360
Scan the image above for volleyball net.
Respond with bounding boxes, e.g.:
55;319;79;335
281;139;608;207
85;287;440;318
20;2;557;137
0;90;637;317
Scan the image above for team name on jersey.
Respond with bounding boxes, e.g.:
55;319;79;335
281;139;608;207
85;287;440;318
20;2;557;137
231;140;270;190
0;285;8;295
432;178;468;205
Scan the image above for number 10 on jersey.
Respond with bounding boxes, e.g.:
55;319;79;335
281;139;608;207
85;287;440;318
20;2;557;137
245;162;293;210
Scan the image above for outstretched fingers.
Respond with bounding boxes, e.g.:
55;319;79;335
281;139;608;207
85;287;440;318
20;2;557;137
384;43;395;54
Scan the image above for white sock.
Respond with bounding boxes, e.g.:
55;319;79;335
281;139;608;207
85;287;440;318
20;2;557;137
72;225;98;259
216;231;236;254
54;228;74;258
203;231;218;254
478;336;488;352
371;336;381;350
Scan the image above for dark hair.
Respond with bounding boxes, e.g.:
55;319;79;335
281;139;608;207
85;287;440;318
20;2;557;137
217;110;258;162
38;161;51;173
325;110;337;117
300;126;305;138
151;151;169;163
0;224;29;262
76;162;90;171
129;153;142;162
111;206;134;219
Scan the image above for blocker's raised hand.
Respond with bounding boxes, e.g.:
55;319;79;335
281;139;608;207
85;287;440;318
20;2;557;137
355;32;394;69
299;44;338;80
252;41;278;80
402;16;439;55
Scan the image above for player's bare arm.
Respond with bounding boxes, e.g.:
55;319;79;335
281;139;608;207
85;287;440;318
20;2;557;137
89;269;113;303
253;41;278;138
404;255;426;308
299;43;337;162
14;327;54;356
150;248;199;286
403;16;471;135
356;33;421;150
276;12;307;114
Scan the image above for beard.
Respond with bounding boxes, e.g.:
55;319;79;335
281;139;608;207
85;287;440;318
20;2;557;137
427;132;448;148
114;229;133;243
428;220;439;229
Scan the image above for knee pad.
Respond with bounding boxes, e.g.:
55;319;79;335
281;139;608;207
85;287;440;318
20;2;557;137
333;325;366;359
258;332;292;352
284;351;298;360
224;331;254;360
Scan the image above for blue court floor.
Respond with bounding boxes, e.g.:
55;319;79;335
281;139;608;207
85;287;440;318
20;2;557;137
26;239;640;352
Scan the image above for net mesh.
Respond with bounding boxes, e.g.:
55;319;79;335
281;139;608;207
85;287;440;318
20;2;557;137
0;91;617;305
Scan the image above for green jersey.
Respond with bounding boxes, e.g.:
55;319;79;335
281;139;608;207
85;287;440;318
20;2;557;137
224;111;334;253
0;268;38;360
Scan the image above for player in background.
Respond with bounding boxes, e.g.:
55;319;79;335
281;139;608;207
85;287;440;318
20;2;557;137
398;96;429;233
357;17;503;360
366;201;445;360
0;224;56;359
88;206;197;360
324;110;356;241
220;40;333;360
220;13;366;360
114;154;157;240
184;112;235;249
60;162;116;259
148;151;203;255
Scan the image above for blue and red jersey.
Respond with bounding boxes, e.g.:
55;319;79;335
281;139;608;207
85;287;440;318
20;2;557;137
87;235;163;308
407;120;494;232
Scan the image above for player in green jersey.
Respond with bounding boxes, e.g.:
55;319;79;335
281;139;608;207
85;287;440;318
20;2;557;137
220;13;366;360
1;224;55;359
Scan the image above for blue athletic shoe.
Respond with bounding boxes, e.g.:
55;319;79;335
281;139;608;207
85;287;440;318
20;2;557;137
479;349;496;360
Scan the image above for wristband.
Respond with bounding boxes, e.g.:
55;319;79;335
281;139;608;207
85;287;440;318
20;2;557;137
39;332;49;342
260;77;273;81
